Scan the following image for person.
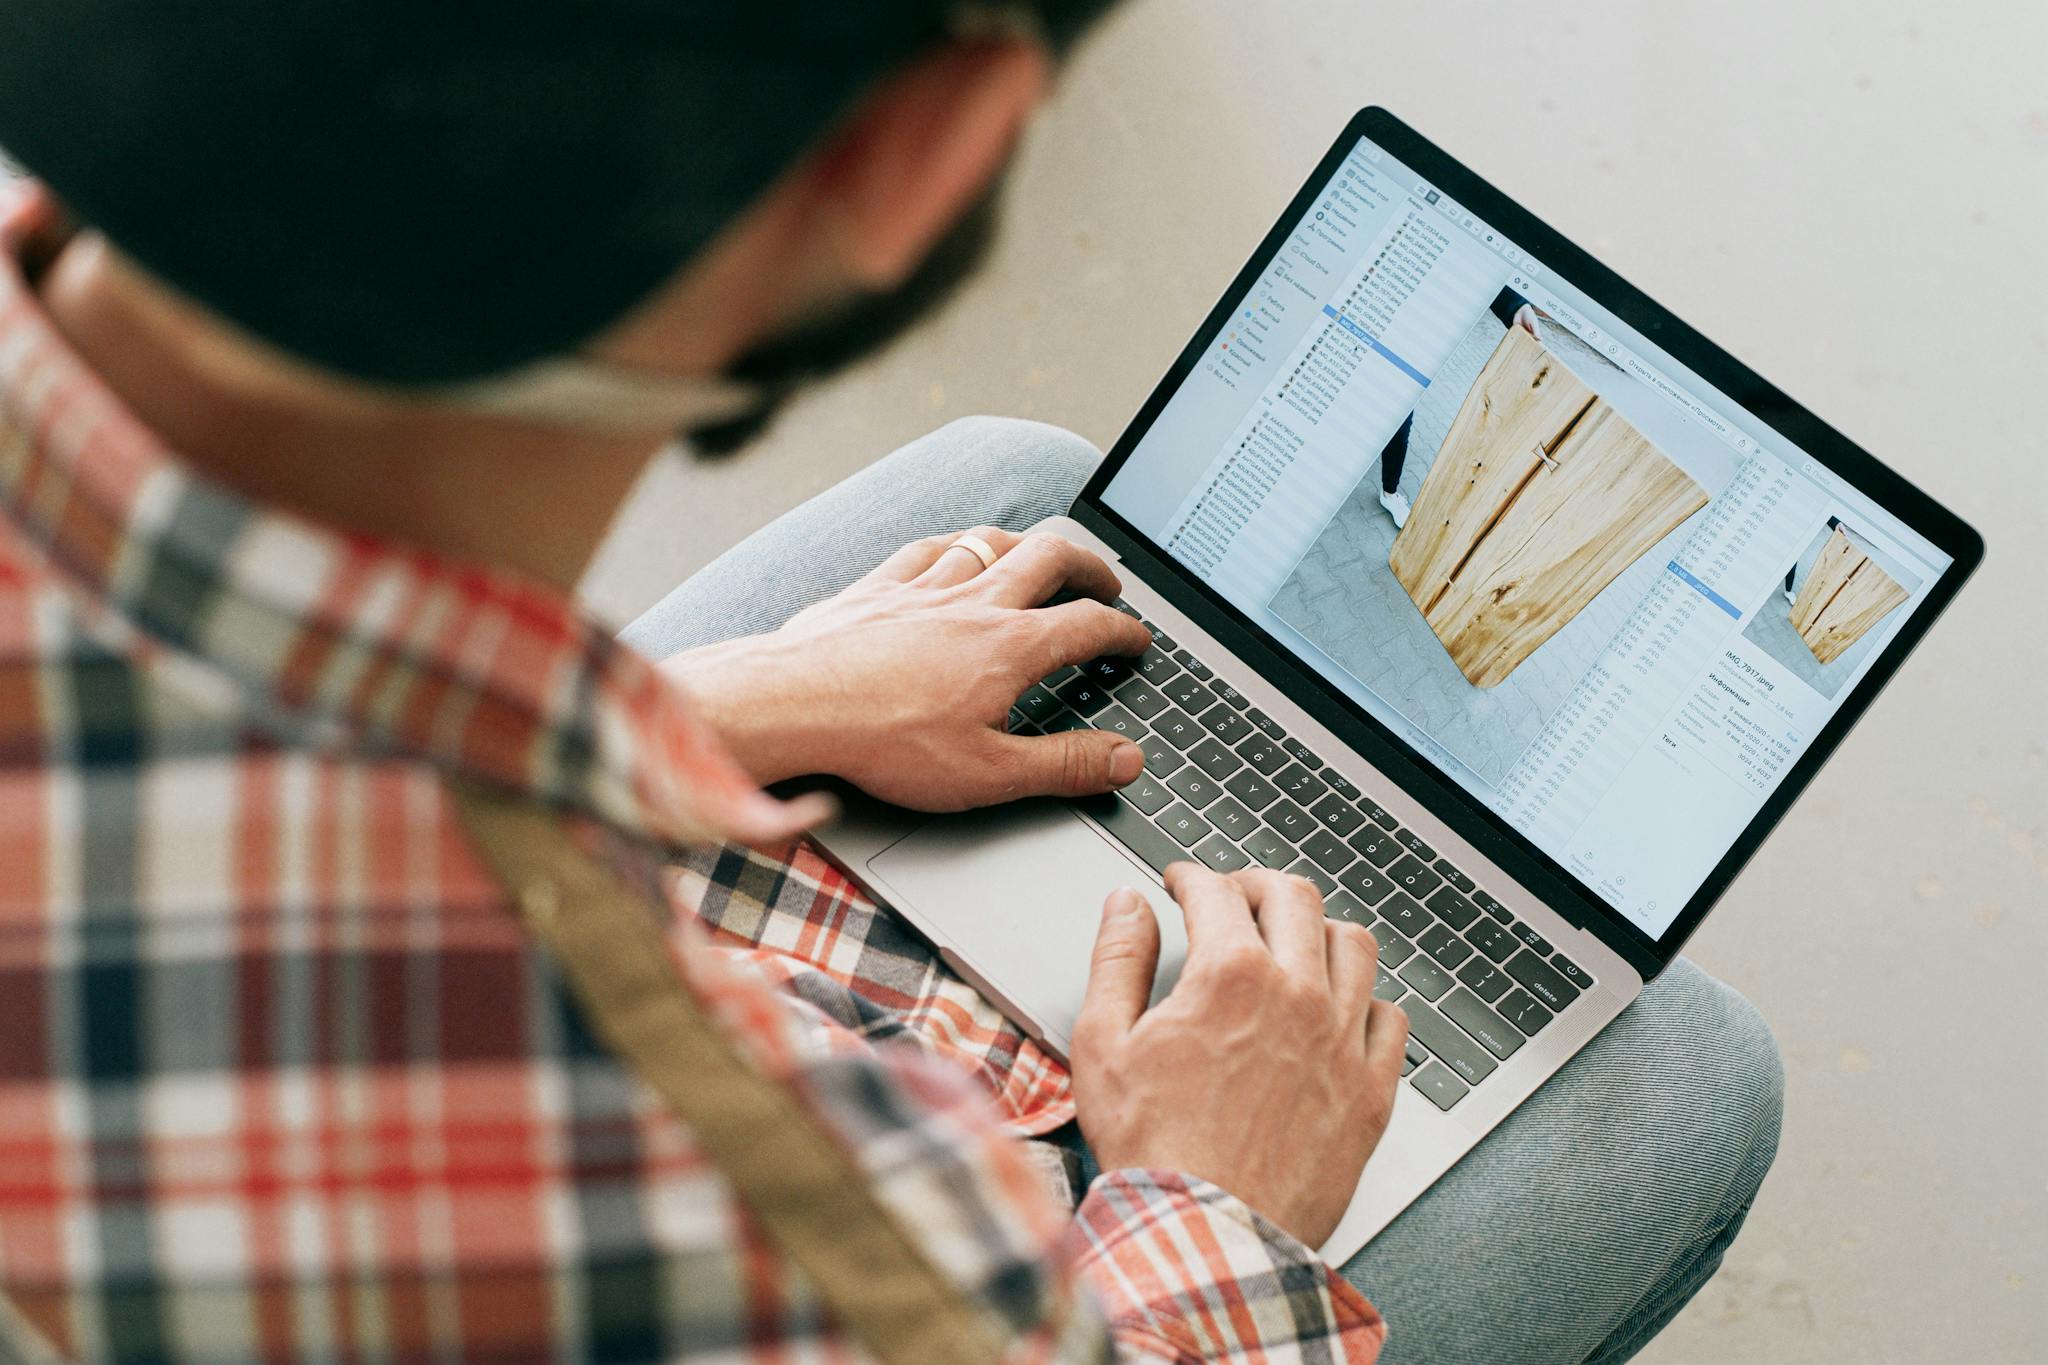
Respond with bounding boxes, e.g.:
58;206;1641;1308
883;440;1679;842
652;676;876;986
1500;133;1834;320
0;3;1782;1361
1374;287;1541;528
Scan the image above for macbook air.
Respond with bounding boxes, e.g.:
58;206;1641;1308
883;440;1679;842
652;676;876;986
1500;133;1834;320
808;107;1981;1264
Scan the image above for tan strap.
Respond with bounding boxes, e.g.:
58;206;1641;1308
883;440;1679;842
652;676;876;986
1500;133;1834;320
447;782;1006;1365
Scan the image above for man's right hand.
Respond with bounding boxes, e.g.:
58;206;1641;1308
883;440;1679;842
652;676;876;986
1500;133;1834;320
1070;865;1409;1248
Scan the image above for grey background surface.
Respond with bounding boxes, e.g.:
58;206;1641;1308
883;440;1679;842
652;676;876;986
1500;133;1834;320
577;2;2046;1359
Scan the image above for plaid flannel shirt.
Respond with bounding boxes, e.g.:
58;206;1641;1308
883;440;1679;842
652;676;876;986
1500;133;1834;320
0;186;1384;1362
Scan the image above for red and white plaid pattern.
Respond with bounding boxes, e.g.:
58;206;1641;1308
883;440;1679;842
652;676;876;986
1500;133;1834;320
0;186;1384;1362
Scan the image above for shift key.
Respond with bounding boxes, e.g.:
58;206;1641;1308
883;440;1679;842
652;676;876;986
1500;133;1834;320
1402;998;1499;1086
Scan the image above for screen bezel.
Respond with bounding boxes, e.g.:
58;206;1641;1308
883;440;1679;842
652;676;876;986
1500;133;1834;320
1073;107;1983;979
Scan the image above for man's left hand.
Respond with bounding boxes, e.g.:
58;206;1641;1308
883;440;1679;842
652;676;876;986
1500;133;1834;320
659;528;1152;811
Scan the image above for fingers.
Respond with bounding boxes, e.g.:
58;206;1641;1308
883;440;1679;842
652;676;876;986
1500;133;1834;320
1231;868;1326;980
975;531;1122;608
1074;887;1163;1048
1363;997;1409;1081
1024;600;1151;673
1164;863;1264;957
908;526;1025;590
1325;918;1377;1023
987;727;1145;799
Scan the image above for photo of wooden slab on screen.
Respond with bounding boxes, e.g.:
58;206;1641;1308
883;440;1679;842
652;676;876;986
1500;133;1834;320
1389;324;1711;689
1788;523;1910;663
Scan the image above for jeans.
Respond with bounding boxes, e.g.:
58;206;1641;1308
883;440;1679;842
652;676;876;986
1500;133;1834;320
622;416;1784;1364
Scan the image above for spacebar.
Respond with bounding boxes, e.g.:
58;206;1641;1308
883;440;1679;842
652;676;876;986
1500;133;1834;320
1075;796;1186;875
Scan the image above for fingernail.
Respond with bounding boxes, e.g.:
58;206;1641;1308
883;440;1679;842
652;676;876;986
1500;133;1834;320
1106;887;1144;918
1108;741;1144;784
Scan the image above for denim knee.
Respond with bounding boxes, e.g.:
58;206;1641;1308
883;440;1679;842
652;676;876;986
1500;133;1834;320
1687;969;1785;1218
900;416;1101;523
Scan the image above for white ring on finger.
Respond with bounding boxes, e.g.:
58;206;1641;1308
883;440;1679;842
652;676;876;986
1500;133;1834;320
946;533;1000;572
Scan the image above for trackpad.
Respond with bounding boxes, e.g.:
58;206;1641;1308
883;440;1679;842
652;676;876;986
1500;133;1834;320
867;799;1189;1059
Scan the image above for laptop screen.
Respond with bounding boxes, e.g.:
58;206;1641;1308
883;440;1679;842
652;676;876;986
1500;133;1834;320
1098;129;1955;944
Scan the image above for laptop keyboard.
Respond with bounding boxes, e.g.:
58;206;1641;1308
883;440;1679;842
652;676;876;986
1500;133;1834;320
1008;600;1595;1113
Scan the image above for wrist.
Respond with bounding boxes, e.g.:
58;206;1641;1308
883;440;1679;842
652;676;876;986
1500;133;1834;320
659;635;830;787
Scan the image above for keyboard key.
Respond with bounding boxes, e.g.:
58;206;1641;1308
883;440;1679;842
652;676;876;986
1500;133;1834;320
1053;675;1113;716
1240;824;1295;869
1388;854;1444;899
1467;920;1517;963
1403;998;1498;1085
1246;709;1285;738
1377;891;1432;939
1110;597;1142;618
1195;705;1252;745
1134;645;1179;683
1163;766;1223;809
1163;674;1219;715
1324;770;1362;802
1308;793;1365;837
1337;860;1396;906
1116;678;1169;720
1509;922;1554;955
1042;711;1090;733
1156;802;1214;848
1373;965;1405;1002
1274;762;1329;805
1091;703;1144;740
1081;654;1137;686
1237;735;1288;775
1148;628;1178;652
1455;958;1510;1003
1151;708;1203;751
1015;683;1063;726
1188;737;1243;780
1138;732;1185;777
1440;987;1525;1061
1424;886;1480;930
1361;800;1398;831
1222;768;1280;811
1264;798;1316;843
1504;950;1580;1012
1007;707;1033;734
1497;988;1554;1036
1078;796;1184;875
1119;771;1175;816
1417;923;1473;970
1299;828;1354;875
1286;859;1338;897
1178;655;1215;683
1552;954;1593;990
1193;833;1252;872
1367;922;1416;967
1410;1061;1470;1110
1398;955;1455;1002
1323;888;1371;923
1476;892;1512;923
1214;681;1251;711
1405;1036;1429;1068
1396;830;1436;861
1281;738;1322;768
1433;861;1476;896
1348;826;1402;867
1205;795;1258;841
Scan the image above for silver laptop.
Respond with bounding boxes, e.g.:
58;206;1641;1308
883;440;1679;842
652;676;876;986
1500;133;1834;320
808;108;1980;1265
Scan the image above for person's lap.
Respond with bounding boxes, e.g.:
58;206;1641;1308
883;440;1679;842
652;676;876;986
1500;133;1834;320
623;416;1784;1365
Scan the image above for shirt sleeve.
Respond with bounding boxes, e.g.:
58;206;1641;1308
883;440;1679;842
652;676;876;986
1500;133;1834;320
1066;1169;1386;1363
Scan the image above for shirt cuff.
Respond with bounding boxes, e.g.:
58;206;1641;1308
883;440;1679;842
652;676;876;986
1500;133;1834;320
1066;1169;1385;1363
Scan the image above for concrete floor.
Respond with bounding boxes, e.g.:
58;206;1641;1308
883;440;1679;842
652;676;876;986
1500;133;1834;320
583;2;2048;1359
